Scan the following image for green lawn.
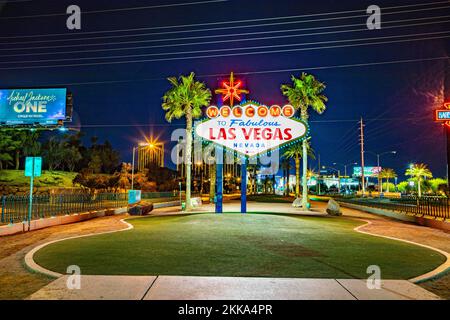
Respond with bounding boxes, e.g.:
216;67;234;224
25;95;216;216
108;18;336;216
0;170;77;188
34;214;446;279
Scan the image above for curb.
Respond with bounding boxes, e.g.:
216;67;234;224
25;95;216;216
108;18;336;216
354;219;450;283
24;219;134;278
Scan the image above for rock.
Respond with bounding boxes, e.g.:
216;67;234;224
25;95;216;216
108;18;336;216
128;202;154;216
326;199;342;216
190;197;202;208
292;198;302;208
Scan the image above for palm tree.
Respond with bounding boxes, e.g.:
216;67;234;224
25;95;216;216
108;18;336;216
281;73;327;208
405;163;433;197
379;168;397;192
281;158;291;196
162;72;212;210
283;141;315;198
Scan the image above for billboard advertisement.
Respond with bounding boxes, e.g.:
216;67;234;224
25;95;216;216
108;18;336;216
0;88;69;125
195;102;308;158
353;166;382;177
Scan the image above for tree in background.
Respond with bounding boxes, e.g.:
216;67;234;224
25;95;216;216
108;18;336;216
283;141;315;198
43;137;66;171
281;73;327;208
429;178;448;196
162;72;212;211
0;131;15;170
379;168;397;192
64;146;82;172
281;158;291;196
405;163;433;197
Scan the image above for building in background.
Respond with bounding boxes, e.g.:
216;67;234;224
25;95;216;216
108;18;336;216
137;142;164;172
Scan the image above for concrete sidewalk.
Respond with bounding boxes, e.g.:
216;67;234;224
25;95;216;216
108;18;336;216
28;275;440;300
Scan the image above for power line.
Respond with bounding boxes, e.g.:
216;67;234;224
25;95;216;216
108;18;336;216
66;116;430;129
0;0;229;20
1;33;448;70
26;56;448;87
5;30;449;65
3;5;450;49
2;16;449;58
1;0;448;39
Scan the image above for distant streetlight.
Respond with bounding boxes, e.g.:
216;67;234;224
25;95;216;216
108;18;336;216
131;142;155;190
365;150;397;192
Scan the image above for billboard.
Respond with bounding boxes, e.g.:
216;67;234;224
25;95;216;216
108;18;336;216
0;88;70;126
353;166;382;177
195;102;308;158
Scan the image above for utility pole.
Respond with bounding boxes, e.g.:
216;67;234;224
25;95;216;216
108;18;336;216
445;58;450;186
360;118;366;196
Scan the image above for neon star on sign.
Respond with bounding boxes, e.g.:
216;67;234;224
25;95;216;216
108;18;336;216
215;72;249;107
195;102;308;157
435;102;450;127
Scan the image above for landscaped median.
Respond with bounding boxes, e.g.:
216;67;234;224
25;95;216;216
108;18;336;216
30;213;446;280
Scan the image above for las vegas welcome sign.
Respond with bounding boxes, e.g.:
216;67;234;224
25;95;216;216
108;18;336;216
195;102;309;157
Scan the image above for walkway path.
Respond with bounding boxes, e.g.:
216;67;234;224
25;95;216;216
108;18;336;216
28;275;440;300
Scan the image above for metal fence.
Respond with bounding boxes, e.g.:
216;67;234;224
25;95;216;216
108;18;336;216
334;195;450;220
0;191;184;225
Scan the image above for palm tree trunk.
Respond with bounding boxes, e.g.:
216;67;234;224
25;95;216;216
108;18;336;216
185;110;193;211
285;168;289;196
386;178;389;192
209;164;216;203
301;139;309;208
418;178;422;197
295;154;300;197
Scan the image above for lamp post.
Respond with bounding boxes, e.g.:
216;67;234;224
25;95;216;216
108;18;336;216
366;151;397;193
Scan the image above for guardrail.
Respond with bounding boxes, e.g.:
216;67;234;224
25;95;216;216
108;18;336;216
0;191;185;225
334;195;450;220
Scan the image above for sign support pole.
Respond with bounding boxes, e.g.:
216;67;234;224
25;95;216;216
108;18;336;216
28;158;35;232
241;156;247;214
215;146;223;214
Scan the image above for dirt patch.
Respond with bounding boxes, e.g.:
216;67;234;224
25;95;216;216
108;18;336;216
238;235;323;258
0;214;128;300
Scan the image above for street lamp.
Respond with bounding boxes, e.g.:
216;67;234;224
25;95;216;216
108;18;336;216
365;150;397;193
131;142;155;190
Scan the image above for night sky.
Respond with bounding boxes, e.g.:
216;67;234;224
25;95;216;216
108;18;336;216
0;0;449;180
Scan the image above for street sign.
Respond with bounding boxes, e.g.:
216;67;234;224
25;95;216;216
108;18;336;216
435;102;450;127
128;190;142;205
25;157;42;177
24;157;42;231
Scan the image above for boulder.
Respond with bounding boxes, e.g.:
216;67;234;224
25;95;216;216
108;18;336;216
128;202;154;216
326;199;342;216
292;198;302;208
191;197;202;208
